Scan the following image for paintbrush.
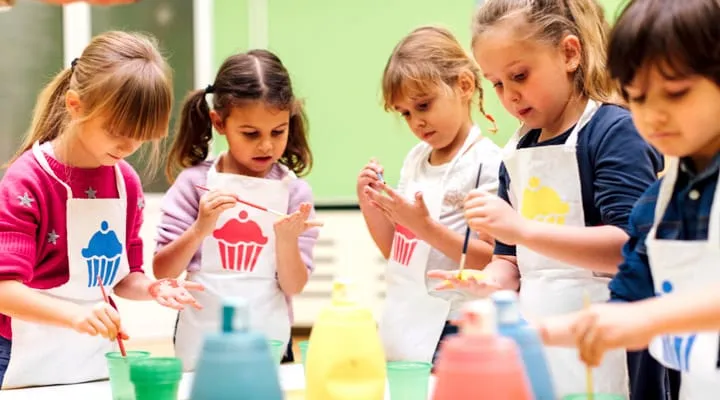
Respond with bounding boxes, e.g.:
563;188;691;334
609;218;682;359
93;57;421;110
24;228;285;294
195;184;286;217
97;275;127;357
457;163;484;279
584;290;594;400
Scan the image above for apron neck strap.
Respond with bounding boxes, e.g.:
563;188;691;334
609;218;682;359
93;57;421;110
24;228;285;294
504;99;600;153
649;156;720;247
407;125;482;184
208;153;293;182
32;141;127;200
564;99;600;149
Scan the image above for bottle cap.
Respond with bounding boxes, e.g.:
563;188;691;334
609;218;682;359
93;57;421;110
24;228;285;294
492;290;522;325
461;299;496;335
331;278;354;306
221;297;250;333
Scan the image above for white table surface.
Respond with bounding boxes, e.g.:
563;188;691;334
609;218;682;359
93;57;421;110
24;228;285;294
1;364;436;399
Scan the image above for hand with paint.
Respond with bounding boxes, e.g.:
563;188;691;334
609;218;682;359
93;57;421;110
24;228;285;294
464;189;526;245
71;302;128;340
148;278;204;310
193;189;238;237
357;158;385;197
538;302;656;367
364;183;431;233
427;269;501;297
273;202;322;240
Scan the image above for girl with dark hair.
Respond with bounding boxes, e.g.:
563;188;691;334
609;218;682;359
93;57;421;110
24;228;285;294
154;50;320;371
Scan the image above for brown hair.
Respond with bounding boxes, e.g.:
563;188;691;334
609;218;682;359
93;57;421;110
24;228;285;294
382;25;497;131
166;49;312;182
472;0;618;103
608;0;720;95
8;31;173;168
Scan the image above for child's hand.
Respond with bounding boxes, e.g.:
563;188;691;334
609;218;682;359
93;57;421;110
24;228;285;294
274;203;323;240
194;189;237;236
364;184;430;232
71;302;129;340
427;269;501;297
535;312;586;347
571;302;656;367
357;158;385;198
149;279;204;310
464;190;526;245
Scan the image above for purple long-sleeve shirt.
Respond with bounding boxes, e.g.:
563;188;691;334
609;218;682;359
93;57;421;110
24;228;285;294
155;160;318;321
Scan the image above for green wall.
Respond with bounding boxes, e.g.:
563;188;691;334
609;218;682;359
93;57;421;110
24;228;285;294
212;0;629;205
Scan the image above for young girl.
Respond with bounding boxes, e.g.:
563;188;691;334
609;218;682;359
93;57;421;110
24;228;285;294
429;0;666;397
0;31;202;389
359;26;502;364
540;0;720;398
154;49;320;371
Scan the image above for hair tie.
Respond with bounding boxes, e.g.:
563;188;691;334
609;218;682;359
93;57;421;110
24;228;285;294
70;58;79;71
204;84;215;94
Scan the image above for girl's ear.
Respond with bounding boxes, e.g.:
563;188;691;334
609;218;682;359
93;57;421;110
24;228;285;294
210;110;225;135
560;34;582;74
457;70;476;101
65;90;82;119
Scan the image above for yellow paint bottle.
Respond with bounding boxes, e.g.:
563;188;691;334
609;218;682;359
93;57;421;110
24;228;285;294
304;279;386;400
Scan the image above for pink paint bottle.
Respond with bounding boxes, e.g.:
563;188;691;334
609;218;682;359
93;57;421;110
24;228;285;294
433;299;534;400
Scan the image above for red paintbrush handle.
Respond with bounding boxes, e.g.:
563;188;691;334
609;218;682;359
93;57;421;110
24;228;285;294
97;276;126;357
194;184;285;216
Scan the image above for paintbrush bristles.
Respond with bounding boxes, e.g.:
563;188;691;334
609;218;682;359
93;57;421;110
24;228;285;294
457;252;468;279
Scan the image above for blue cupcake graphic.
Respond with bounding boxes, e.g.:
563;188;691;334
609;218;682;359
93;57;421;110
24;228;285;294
83;221;123;288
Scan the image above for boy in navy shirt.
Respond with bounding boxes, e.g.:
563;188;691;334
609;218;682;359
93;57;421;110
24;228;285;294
539;0;720;398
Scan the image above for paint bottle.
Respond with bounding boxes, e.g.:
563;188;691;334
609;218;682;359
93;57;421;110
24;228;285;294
433;299;533;400
190;298;283;400
493;290;556;400
304;279;386;400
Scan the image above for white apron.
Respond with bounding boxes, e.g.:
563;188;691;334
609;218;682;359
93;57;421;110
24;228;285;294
379;127;481;363
646;157;720;400
174;157;291;371
503;101;629;398
2;141;130;389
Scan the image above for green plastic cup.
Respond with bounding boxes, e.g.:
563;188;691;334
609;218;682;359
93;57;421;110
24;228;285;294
562;395;626;400
298;340;309;368
106;351;151;400
386;361;432;400
268;339;285;364
129;357;183;400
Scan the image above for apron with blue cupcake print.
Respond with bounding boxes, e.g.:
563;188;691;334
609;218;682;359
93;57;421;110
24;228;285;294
1;141;131;389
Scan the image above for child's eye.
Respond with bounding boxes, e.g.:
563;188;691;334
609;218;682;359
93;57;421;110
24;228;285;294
416;102;430;111
492;81;503;89
512;73;526;82
271;129;285;136
666;89;689;99
242;131;259;138
400;111;410;118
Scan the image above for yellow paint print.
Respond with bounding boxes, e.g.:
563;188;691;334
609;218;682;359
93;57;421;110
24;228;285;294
520;177;569;225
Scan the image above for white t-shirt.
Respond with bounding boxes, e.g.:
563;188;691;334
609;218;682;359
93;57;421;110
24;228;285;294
396;128;502;319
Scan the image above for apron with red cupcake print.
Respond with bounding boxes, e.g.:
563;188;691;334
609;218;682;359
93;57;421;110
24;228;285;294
174;156;292;371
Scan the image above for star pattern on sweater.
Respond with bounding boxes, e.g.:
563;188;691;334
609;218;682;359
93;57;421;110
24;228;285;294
47;230;60;245
18;192;34;208
85;187;97;199
138;197;145;210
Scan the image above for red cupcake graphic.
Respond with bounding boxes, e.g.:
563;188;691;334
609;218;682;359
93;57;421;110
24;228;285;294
213;210;268;272
391;224;418;266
